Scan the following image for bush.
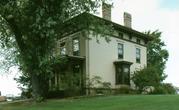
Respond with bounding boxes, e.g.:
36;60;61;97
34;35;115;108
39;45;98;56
132;66;161;93
150;83;176;94
150;86;166;94
86;76;112;95
163;83;176;94
21;88;32;99
64;86;82;97
47;90;65;99
114;86;138;95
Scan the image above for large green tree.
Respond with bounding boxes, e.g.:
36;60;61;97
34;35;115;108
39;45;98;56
132;30;169;92
0;0;108;100
146;30;169;81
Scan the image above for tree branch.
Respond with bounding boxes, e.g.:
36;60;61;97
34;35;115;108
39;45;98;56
3;15;26;54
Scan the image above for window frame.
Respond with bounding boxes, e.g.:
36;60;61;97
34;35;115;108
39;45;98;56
118;32;124;39
115;64;130;85
118;43;124;59
72;37;80;56
60;42;66;55
136;48;141;63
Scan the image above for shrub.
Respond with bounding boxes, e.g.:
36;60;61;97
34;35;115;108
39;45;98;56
64;86;82;97
86;75;112;95
21;88;32;99
114;86;138;95
163;83;176;94
150;83;176;94
47;90;65;99
131;66;161;93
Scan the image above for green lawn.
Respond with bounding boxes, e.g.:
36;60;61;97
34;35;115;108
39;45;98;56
1;95;179;110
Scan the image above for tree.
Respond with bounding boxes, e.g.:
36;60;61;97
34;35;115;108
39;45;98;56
132;66;161;93
0;0;109;101
146;30;169;81
132;30;169;93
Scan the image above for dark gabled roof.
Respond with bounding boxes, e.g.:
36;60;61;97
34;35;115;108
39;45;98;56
60;12;152;41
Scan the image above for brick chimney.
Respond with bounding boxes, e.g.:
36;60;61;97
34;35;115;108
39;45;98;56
102;2;112;21
124;12;132;28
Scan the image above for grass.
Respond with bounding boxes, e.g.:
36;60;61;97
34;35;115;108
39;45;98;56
1;95;179;110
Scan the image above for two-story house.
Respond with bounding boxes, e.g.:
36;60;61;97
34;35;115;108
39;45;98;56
49;3;151;94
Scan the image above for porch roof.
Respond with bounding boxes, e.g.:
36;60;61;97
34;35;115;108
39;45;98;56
67;55;85;61
114;60;133;65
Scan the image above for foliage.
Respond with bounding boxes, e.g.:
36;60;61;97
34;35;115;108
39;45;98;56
86;75;111;95
132;30;169;92
131;66;161;93
132;30;169;93
150;83;176;94
86;76;103;88
114;86;138;95
86;76;112;89
0;42;18;74
146;30;169;81
47;90;65;99
0;0;110;100
59;73;83;97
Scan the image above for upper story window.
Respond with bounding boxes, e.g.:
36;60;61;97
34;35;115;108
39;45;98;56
136;48;141;63
60;42;66;55
118;43;124;59
129;35;132;40
136;38;141;44
118;32;123;39
73;37;80;56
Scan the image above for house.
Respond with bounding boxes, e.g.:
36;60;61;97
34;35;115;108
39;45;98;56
49;3;151;94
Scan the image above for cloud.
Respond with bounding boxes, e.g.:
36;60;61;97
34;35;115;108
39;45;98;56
112;0;179;86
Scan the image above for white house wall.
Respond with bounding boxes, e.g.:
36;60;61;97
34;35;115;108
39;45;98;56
87;33;147;88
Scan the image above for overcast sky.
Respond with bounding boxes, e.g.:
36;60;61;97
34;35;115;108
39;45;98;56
110;0;179;86
0;0;179;96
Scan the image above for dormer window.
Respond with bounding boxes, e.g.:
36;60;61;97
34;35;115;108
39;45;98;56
73;37;80;56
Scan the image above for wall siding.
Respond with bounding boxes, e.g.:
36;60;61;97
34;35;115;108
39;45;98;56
87;33;147;88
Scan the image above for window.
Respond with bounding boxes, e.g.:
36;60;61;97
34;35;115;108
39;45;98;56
136;38;141;44
118;32;123;39
73;37;80;56
129;35;132;40
136;48;141;63
116;65;130;85
118;43;124;59
60;42;66;55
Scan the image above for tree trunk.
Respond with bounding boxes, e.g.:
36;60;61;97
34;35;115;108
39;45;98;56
31;72;49;101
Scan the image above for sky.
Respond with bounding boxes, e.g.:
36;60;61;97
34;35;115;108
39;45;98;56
0;67;21;96
110;0;179;86
0;0;179;96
